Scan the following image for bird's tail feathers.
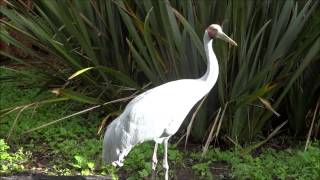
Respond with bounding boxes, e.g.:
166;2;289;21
102;115;132;167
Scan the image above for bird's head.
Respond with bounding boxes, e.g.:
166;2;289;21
206;24;237;46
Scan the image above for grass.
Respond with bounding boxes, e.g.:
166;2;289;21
1;68;319;179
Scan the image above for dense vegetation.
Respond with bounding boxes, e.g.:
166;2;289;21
0;0;319;179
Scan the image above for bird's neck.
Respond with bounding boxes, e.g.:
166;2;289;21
200;32;219;89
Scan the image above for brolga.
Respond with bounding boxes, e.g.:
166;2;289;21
103;24;237;179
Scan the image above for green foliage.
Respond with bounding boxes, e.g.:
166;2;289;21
1;0;319;144
71;155;95;175
191;162;212;178
220;0;319;140
231;146;320;180
1;0;140;102
0;139;31;175
196;142;320;180
0;68;117;177
124;143;153;179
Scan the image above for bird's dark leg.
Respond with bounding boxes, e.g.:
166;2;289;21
151;143;158;179
163;138;169;180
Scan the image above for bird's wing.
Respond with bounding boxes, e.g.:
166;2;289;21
128;79;207;106
122;79;208;142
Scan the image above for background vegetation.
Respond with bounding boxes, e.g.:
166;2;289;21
0;0;319;179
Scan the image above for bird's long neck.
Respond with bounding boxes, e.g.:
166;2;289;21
200;31;219;89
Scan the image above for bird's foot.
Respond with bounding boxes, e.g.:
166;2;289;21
164;169;168;180
163;161;169;180
151;169;157;180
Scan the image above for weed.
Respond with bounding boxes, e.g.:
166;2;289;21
199;144;320;179
0;139;31;175
71;155;95;175
192;161;213;178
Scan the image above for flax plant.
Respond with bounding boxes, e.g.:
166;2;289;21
1;0;319;145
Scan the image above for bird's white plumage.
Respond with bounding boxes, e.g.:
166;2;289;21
103;24;236;179
103;79;211;165
126;79;210;139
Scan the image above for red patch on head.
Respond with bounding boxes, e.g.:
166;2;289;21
207;27;217;38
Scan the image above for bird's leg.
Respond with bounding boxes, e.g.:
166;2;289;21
152;143;158;170
151;143;158;179
163;138;169;180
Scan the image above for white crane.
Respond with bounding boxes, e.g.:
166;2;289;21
103;24;237;179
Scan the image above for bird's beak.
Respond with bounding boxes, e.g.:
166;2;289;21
218;32;238;46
